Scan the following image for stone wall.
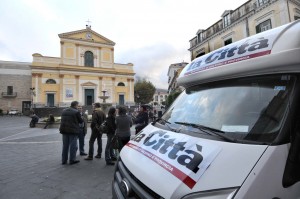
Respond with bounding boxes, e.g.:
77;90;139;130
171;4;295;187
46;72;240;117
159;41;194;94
0;61;32;114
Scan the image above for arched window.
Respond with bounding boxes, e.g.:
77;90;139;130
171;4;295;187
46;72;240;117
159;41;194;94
117;82;125;86
46;79;56;84
84;51;94;67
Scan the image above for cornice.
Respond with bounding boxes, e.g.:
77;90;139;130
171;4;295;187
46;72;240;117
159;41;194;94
61;38;114;48
58;28;115;45
31;65;135;76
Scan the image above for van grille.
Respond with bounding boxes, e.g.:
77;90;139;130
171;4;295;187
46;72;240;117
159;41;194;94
112;158;164;199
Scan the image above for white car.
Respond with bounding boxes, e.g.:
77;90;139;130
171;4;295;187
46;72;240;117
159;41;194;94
8;109;19;115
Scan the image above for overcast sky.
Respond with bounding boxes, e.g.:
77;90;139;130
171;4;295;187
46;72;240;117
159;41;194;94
0;0;247;89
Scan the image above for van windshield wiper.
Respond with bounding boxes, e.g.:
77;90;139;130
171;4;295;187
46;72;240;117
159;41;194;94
152;118;177;132
174;122;238;143
152;117;171;125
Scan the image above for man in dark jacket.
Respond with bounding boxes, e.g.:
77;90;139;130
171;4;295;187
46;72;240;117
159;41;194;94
134;105;149;134
60;101;83;165
85;102;106;160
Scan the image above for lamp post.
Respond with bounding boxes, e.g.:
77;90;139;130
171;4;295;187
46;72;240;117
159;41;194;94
136;94;140;110
30;87;35;109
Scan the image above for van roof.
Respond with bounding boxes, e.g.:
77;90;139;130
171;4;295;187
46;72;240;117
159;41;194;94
178;20;300;87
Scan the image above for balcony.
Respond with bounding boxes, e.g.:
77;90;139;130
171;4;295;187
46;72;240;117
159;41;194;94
2;92;17;98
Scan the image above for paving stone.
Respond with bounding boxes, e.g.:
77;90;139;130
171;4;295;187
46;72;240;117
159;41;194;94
0;116;136;199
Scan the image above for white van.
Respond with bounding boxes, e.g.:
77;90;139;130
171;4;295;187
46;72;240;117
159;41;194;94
112;20;300;199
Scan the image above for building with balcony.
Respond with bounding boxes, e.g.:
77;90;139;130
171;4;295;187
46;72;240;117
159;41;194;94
0;61;32;114
31;25;135;108
151;88;168;106
189;0;300;60
167;62;188;94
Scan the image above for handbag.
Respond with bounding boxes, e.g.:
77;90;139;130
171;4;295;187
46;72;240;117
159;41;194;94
100;120;108;134
96;120;108;133
111;135;119;149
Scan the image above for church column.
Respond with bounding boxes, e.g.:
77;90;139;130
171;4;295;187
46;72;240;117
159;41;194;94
127;78;132;102
130;79;134;103
60;41;64;64
32;73;37;103
98;47;102;68
37;74;42;104
111;77;115;103
75;44;79;65
98;77;103;102
75;75;80;102
98;77;103;92
59;74;64;106
111;49;114;66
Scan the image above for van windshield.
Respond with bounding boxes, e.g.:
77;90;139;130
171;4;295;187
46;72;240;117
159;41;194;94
162;75;295;143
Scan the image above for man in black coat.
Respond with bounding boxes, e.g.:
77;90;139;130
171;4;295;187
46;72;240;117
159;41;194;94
60;101;83;165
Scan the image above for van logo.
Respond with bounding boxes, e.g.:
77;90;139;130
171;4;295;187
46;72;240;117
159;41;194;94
183;33;277;76
120;179;131;196
129;130;222;188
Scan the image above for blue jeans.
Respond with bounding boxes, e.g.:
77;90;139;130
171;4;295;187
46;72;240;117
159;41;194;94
88;129;102;157
78;128;86;154
105;133;116;161
62;134;78;163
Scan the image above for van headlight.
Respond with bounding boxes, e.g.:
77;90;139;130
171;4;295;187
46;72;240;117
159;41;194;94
182;188;237;199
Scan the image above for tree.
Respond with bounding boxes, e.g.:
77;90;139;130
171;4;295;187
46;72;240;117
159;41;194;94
166;90;182;107
134;79;156;104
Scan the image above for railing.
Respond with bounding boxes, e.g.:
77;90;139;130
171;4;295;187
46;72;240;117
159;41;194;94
2;92;17;97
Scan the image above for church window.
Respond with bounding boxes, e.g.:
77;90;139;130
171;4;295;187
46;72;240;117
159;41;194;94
84;51;94;67
117;82;125;86
46;79;56;84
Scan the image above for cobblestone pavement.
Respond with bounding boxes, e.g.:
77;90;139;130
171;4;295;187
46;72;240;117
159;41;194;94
0;116;132;199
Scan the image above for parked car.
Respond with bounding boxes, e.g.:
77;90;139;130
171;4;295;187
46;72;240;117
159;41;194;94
8;109;20;115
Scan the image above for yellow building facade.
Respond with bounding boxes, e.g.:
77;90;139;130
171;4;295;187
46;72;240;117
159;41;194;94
31;26;135;107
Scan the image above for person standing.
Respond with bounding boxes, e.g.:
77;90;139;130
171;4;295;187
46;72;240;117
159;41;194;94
134;105;149;134
85;103;106;160
78;106;88;156
105;107;117;165
59;101;83;165
115;106;133;152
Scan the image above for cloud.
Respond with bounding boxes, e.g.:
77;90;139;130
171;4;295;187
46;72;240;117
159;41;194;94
116;42;189;89
0;0;249;88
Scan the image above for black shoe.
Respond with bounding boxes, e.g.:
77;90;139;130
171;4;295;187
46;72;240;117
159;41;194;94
62;162;67;165
84;156;93;160
106;161;115;166
80;152;87;156
111;157;117;161
95;155;101;159
70;160;80;165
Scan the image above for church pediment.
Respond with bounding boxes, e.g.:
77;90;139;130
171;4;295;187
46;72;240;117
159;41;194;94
58;27;115;46
81;81;97;87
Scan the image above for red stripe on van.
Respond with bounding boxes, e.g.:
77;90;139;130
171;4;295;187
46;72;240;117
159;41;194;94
126;143;197;189
184;50;272;76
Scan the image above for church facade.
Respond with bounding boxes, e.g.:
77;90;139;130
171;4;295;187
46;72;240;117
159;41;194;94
31;25;135;107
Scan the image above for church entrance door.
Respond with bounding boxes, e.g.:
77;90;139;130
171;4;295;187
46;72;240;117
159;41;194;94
85;89;94;106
